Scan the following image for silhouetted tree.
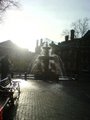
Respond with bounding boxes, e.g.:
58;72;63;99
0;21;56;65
71;17;90;37
1;55;11;79
62;17;90;38
0;0;19;21
62;29;69;37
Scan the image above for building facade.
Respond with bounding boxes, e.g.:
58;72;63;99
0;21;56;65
0;40;33;74
58;30;90;79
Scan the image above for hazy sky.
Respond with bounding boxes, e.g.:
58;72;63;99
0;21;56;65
0;0;90;51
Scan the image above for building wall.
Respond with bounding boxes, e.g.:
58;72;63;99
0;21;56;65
0;40;33;73
58;30;90;78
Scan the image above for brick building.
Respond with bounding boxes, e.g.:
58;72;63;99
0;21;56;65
58;30;90;79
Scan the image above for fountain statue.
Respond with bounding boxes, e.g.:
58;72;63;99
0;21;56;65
31;41;64;81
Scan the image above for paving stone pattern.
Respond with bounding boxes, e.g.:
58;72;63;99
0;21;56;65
12;80;90;120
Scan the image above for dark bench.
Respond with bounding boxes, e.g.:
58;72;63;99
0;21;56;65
0;77;20;120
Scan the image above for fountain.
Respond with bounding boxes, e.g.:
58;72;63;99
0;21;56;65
31;41;65;81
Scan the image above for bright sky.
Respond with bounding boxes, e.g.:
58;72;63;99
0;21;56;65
0;0;90;52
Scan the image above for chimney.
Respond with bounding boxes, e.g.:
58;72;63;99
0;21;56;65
70;29;75;40
36;40;38;47
65;35;69;42
40;39;43;46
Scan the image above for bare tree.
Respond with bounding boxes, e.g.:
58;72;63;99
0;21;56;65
62;29;70;36
62;17;90;38
71;17;90;38
0;0;19;21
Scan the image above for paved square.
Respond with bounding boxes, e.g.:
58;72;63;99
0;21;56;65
6;79;90;120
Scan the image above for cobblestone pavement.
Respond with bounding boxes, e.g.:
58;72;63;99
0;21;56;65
6;79;90;120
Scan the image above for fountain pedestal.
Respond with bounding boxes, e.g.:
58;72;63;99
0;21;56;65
32;42;60;81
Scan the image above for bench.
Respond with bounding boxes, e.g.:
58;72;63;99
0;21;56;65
0;77;20;120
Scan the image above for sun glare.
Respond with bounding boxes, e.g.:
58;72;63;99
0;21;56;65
0;9;62;52
13;38;36;52
2;10;44;52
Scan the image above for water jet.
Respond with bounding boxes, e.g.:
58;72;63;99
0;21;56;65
31;41;65;81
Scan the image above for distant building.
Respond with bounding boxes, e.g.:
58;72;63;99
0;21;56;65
0;40;33;73
58;30;90;79
0;40;28;57
35;39;43;54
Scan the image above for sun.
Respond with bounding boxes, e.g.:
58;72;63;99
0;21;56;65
13;38;37;52
4;10;43;52
0;9;59;52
